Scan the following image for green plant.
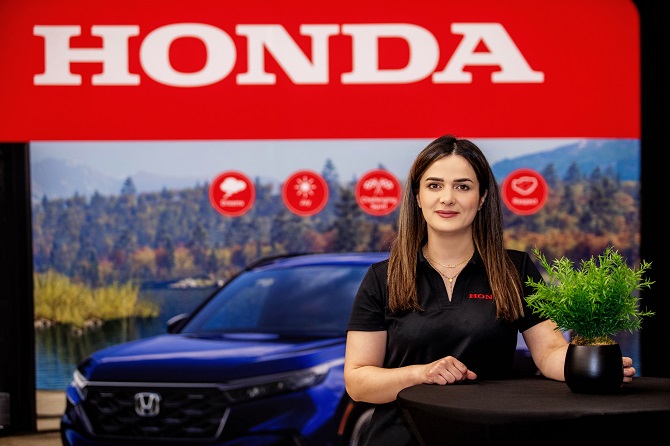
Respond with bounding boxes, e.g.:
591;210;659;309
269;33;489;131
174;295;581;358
34;270;159;328
525;246;654;345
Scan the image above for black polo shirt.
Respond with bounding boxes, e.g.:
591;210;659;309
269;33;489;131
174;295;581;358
347;249;547;446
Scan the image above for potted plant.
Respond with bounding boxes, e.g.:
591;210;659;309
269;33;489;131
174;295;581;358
525;245;654;394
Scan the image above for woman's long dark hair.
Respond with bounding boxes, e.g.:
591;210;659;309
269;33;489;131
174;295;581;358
387;134;524;321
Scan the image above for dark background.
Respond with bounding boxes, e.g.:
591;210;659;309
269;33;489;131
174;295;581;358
636;0;669;378
0;0;668;435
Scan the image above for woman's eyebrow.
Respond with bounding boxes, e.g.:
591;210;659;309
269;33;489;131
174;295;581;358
424;176;474;183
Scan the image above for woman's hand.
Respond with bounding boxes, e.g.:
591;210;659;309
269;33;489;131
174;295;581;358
422;356;477;385
623;356;636;384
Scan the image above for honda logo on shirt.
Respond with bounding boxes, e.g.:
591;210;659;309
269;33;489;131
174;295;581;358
134;392;161;417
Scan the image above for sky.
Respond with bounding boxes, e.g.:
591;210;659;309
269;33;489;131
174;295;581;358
30;138;582;183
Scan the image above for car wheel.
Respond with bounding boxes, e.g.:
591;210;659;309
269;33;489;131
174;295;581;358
347;407;373;446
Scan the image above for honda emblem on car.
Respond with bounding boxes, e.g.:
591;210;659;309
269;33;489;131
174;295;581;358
134;392;161;417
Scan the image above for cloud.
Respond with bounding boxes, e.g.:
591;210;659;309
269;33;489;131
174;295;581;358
220;177;247;198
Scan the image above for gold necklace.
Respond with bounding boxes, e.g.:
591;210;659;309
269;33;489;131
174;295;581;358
422;247;472;290
431;260;460;283
425;256;461;290
422;246;472;268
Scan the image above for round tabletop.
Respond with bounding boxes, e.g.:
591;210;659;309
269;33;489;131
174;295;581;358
396;376;670;445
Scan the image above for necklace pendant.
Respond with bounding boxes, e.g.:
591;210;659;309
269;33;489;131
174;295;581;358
448;278;453;283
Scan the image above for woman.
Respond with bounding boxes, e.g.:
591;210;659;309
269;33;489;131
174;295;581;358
344;135;636;445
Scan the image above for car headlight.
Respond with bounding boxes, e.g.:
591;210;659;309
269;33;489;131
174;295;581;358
224;362;332;403
72;369;89;399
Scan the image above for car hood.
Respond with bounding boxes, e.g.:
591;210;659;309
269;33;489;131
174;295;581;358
80;333;345;383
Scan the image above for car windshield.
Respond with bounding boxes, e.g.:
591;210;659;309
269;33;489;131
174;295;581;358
180;264;369;337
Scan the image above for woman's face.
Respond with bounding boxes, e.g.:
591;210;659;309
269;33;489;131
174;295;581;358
416;155;486;237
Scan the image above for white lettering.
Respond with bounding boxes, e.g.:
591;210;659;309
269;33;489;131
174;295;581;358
360;196;399;204
33;25;140;85
433;23;544;83
140;23;236;87
236;24;339;84
341;24;439;84
220;200;246;207
33;23;544;87
511;197;539;205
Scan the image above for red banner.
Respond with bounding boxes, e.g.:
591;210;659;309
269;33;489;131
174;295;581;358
0;0;639;141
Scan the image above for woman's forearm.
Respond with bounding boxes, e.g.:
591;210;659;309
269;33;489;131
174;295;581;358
345;364;424;404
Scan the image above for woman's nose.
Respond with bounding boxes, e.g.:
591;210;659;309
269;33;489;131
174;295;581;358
439;190;453;205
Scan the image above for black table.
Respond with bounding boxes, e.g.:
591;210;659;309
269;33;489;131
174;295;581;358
397;376;670;446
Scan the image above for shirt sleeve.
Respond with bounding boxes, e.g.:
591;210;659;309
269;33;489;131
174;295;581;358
514;250;549;332
346;260;389;332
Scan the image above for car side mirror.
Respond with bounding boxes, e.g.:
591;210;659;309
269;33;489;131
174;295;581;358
167;313;190;333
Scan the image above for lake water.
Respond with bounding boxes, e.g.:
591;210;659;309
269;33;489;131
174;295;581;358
34;287;642;390
35;287;215;390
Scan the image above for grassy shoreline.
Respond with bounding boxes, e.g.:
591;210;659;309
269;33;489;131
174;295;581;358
34;271;159;329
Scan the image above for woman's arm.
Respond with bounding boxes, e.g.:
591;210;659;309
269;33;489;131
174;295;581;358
344;330;477;404
522;319;570;381
523;319;637;383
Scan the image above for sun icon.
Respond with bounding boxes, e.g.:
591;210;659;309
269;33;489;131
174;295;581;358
293;176;317;198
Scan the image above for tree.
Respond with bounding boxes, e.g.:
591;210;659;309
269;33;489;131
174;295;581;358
270;209;309;252
155;235;176;278
189;222;209;269
120;177;137;196
331;186;365;252
541;163;560;190
564;161;583;184
318;158;341;231
72;246;100;287
109;229;137;281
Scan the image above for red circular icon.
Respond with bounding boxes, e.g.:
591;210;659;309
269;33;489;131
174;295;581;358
501;168;549;215
355;169;402;216
282;170;329;216
209;171;255;217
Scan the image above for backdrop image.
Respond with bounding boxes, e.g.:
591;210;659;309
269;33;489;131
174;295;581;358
30;137;641;389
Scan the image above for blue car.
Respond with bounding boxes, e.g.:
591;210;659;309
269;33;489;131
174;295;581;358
60;251;389;446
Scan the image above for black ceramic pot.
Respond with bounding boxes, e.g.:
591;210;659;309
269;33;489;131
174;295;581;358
564;343;623;394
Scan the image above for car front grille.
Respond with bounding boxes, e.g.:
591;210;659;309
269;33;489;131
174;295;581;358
80;384;230;441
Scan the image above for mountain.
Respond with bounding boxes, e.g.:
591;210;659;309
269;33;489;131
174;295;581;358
31;158;121;203
30;139;640;203
491;139;639;182
30;159;205;203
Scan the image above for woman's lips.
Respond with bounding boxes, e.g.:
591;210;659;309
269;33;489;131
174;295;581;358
436;210;458;217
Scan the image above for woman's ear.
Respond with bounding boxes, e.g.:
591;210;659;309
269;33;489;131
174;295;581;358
479;190;488;210
416;193;422;208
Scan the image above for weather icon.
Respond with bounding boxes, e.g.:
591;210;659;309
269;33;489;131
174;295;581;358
292;175;318;198
220;176;248;199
